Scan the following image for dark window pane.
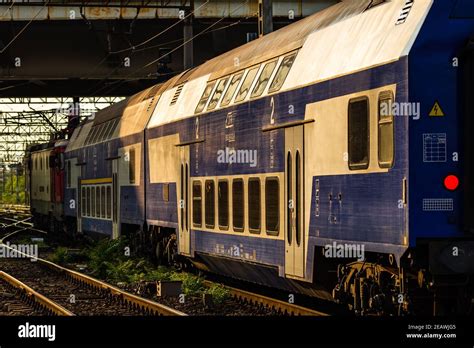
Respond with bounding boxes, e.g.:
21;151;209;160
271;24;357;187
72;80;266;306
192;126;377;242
95;186;100;218
378;93;394;168
221;73;244;107
81;187;86;216
101;186;106;218
86;187;91;216
67;161;71;188
193;182;202;227
180;165;184;230
296;152;301;246
235;66;259;103
232;179;244;231
195;82;216;114
185;164;189;231
129;148;136;184
205;180;215;228
207;78;229;110
265;178;279;235
248;179;261;233
348;98;370;170
287;152;292;245
218;181;229;230
251;60;277;98
269;53;297;93
91;187;96;217
106;186;112;219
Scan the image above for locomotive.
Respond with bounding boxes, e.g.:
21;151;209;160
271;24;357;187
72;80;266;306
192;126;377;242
27;0;474;315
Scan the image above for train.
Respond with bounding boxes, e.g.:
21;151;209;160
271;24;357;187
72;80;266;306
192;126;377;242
26;0;474;315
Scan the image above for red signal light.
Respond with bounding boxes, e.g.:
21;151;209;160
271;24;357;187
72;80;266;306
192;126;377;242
444;175;459;191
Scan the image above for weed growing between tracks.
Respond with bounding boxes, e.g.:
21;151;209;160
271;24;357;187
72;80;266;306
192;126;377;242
49;237;230;304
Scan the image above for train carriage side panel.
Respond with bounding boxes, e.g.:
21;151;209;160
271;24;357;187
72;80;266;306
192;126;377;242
144;0;434;291
408;0;474;274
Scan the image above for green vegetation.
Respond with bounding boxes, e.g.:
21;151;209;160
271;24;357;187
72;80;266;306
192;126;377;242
85;237;131;278
82;237;230;301
205;283;230;305
47;246;71;265
0;173;26;204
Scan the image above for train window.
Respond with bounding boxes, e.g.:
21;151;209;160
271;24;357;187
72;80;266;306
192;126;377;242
193;181;202;227
185;164;189;231
378;91;394;168
59;153;65;171
265;177;279;235
96;186;101;218
234;66;260;103
91;187;96;217
97;123;109;143
163;183;169;202
86;187;91;217
348;97;370;170
91;126;102;144
269;52;297;93
106;186;112;219
97;124;106;143
81;187;86;216
207;77;229;111
248;178;261;233
129;148;136;184
98;124;107;143
365;0;386;11
295;151;302;246
100;122;111;142
205;180;215;229
84;127;94;145
94;125;103;143
287;153;292;245
105;119;116;139
180;165;184;230
221;72;244;107
251;60;278;98
218;180;229;230
195;82;216;114
67;161;71;188
232;179;244;232
92;125;101;144
91;127;99;144
40;157;43;171
101;186;106;218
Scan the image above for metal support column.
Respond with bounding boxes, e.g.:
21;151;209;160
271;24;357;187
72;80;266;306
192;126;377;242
15;166;19;204
258;0;273;37
183;1;194;70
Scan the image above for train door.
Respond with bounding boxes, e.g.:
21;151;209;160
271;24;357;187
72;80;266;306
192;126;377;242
112;158;120;239
285;125;305;278
77;178;82;233
178;147;191;255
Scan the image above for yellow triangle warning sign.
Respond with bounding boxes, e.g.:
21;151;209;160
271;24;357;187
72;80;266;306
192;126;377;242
429;101;445;117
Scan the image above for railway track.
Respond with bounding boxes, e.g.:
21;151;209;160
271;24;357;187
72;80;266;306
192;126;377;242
0;208;329;317
0;246;186;316
203;280;328;316
0;271;72;316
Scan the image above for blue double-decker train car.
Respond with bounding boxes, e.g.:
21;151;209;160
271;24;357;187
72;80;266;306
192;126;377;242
26;0;474;315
